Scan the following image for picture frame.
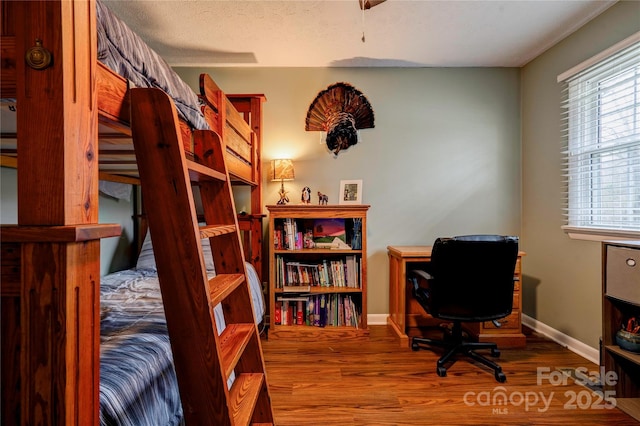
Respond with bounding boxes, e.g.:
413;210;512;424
339;179;363;205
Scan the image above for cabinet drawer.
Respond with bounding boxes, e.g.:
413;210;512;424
606;246;640;304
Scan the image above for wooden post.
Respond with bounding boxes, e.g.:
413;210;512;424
11;1;104;424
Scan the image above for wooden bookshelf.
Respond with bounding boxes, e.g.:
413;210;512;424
602;240;640;422
267;204;370;339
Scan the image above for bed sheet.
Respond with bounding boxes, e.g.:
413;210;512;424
100;268;183;426
100;263;264;426
96;0;209;131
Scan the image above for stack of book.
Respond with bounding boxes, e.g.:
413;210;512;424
274;256;360;288
274;294;361;328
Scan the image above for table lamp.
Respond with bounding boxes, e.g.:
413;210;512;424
271;159;294;205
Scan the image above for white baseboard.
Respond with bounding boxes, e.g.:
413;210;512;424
522;314;599;365
367;314;388;325
368;313;600;364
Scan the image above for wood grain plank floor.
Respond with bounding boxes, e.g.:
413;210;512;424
261;325;639;425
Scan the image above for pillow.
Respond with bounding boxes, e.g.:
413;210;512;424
136;231;216;272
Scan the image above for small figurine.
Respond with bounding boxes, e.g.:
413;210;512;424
318;191;328;205
277;186;289;205
301;186;311;204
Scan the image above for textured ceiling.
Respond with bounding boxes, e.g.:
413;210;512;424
105;0;615;67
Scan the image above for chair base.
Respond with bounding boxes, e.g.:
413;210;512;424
411;323;507;383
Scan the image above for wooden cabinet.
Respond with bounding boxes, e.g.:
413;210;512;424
602;240;640;422
387;245;526;348
267;205;369;339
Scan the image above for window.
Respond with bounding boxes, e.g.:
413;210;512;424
559;35;640;238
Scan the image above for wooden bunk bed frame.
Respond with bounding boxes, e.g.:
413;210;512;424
0;1;266;424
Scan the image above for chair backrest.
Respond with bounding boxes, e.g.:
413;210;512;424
428;235;519;322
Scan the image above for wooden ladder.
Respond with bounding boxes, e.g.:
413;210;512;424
129;87;274;425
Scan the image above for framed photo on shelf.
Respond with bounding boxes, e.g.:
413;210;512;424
339;179;363;205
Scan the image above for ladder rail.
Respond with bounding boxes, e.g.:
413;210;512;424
129;87;273;425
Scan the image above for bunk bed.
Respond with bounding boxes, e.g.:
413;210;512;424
0;0;267;424
93;0;266;278
1;0;266;272
99;236;266;426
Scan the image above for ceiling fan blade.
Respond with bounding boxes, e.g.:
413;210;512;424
359;0;387;10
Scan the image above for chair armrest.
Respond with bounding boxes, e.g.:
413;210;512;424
411;269;433;281
409;269;433;307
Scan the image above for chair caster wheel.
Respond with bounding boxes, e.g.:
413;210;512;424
411;341;420;351
437;366;447;377
491;348;500;357
495;371;506;383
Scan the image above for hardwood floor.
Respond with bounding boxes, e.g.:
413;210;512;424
261;325;639;425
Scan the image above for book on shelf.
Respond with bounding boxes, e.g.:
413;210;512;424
306;297;314;326
283;300;294;325
351;218;362;250
275;294;362;328
273;218;318;250
313;296;320;327
313;218;346;244
315;238;351;250
296;300;304;325
277;296;310;301
276;300;289;325
274;228;281;250
274;301;282;325
282;285;311;292
281;218;295;250
319;294;326;327
274;255;361;289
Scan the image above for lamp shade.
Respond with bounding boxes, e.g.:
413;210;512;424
271;159;295;181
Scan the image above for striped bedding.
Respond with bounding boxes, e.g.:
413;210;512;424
96;0;209;131
100;264;264;426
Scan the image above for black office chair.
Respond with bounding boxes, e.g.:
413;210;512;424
409;235;519;382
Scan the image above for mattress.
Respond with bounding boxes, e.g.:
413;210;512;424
96;0;209;131
99;263;264;426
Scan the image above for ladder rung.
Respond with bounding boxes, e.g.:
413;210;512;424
229;373;264;426
219;323;256;379
209;273;245;306
199;224;236;239
186;159;227;182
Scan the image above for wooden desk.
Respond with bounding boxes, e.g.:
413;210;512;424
387;245;526;348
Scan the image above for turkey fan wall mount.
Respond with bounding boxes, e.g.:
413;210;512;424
305;82;375;156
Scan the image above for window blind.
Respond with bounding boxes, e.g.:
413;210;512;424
559;38;640;233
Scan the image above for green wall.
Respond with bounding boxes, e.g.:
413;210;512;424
176;67;522;316
0;167;135;277
521;1;640;348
